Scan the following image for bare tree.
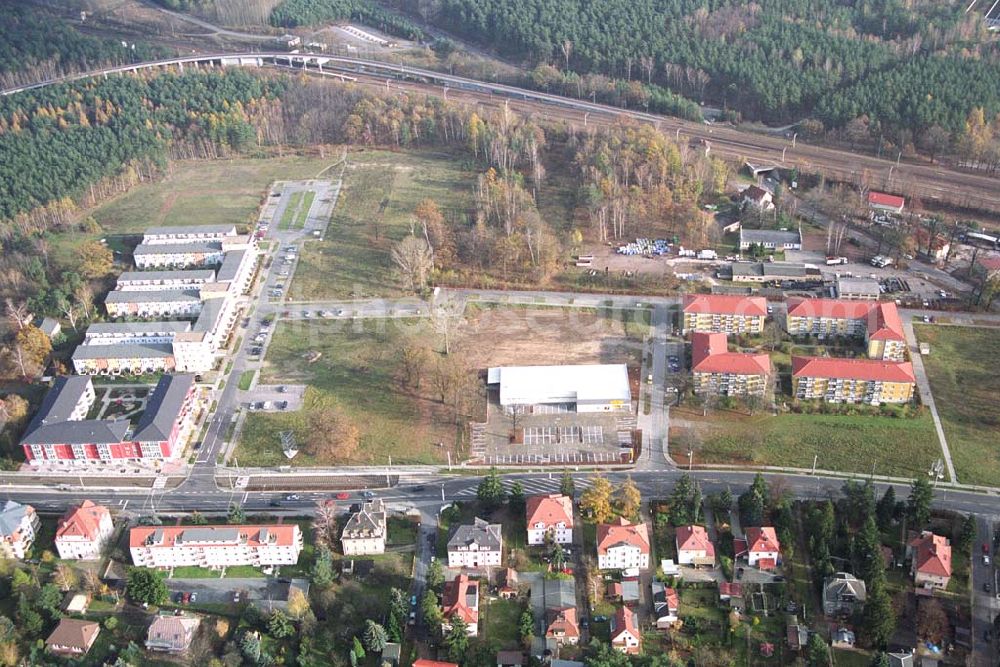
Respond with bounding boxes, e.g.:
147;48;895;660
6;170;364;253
4;299;32;331
312;501;340;549
561;40;573;71
391;236;435;292
431;300;464;355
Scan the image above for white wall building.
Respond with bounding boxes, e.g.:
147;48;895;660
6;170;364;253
55;501;114;560
487;364;632;413
0;501;40;560
104;289;203;319
447;518;503;569
341;499;387;555
597;518;651;571
130;525;303;570
142;224;237;245
526;494;574;546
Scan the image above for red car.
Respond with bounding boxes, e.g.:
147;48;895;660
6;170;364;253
984;543;990;555
335;492;350;500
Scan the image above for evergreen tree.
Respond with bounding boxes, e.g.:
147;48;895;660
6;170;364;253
444;615;470;662
806;633;830;667
875;486;897;531
363;620;388;653
560;472;575;498
508;481;526;515
311;546;335;588
738;474;768;527
862;580;896;650
477;467;506;509
956;514;977;553
907;477;934;530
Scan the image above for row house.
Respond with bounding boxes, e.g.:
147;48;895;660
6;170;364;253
690;332;770;397
130;524;303;569
341;499;387;555
0;500;40;559
55;500;114;560
23;374;199;466
104;289;203;319
785;299;906;361
526;494;574;545
441;574;479;636
142;224;238;245
447;518;503;569
116;269;217;292
72;342;176;375
133;241;226;269
682;295;767;335
792;356;916;405
597;518;650;571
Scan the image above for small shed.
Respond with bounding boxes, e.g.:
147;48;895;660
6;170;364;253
39;317;62;340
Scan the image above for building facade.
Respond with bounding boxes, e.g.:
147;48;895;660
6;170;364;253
682;295;767;334
55;501;114;560
130;525;303;569
447;518;503;569
0;501;40;559
738;227;802;250
909;531;952;589
792;357;915;404
104;289;204;319
786;299;906;361
526;494;574;545
597;518;650;571
675;525;716;566
487;364;632;414
690;332;770;396
341;499;387;555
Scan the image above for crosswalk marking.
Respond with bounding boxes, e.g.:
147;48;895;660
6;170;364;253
454;477;593;497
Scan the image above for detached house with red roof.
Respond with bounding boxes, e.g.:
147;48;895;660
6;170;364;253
526;494;574;546
786;299;907;361
792;356;915;404
908;531;952;589
867;191;905;214
441;574;480;636
691;332;771;397
597;518;651;571
682;295;768;335
676;525;716;567
545;607;580;645
742;527;781;569
55;501;113;561
610;607;642;654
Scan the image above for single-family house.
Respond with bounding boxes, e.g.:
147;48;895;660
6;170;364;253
55;500;114;560
743;527;780;569
887;652;914;667
868;191;905;214
741;185;775;211
908;531;952;589
145;614;201;652
832;628;856;648
441;574;480;636
675;525;716;566
526;494;574;545
496;651;525;667
545;607;580;645
46;619;100;656
597;517;650;571
447;518;503;569
610;607;642;655
652;581;680;629
822;572;867;616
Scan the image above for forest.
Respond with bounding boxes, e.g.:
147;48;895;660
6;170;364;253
270;0;425;39
417;0;1000;141
0;6;164;88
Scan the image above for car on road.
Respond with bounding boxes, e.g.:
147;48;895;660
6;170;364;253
337;309;345;316
190;593;197;603
269;500;281;507
285;494;300;501
234;592;241;603
361;491;375;499
983;543;990;555
278;401;288;410
984;582;992;593
335;492;350;500
302;311;311;318
411;485;426;492
580;617;589;629
250;347;263;356
984;555;991;565
410;595;417;606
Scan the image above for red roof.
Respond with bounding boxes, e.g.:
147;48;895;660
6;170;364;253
57;500;109;542
691;332;770;376
786;299;904;342
526;494;574;530
745;527;780;555
414;661;459;667
546;607;580;639
910;532;952;578
978;254;1000;272
611;607;640;644
757;557;777;570
597;517;650;556
868;191;905;209
683;294;768;317
719;582;743;597
676;525;716;558
442;574;479;625
129;524;299;548
791;356;915;383
663;587;680;611
743;185;771;202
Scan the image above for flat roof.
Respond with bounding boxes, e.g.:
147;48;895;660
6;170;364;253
117;269;216;284
836;277;880;294
133;242;222;256
105;289;202;304
132;374;195;443
739;228;801;244
72;343;175;360
731;262;810;278
86;321;193;336
488;364;631;406
192;297;226;333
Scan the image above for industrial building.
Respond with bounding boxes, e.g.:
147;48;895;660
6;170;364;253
487;364;632;413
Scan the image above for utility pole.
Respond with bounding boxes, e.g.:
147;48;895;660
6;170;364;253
792;132;797;148
687;449;693;472
811;454;817;475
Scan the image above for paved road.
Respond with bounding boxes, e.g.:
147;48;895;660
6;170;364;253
971;516;999;666
636;304;671;468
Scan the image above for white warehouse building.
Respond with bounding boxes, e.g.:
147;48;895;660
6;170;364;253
487;364;632;413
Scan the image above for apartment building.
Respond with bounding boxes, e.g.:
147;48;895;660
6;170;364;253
0;500;40;559
142;224;237;245
690;332;770;396
597;518;651;571
682;295;768;335
447;518;503;568
526;494;574;545
22;374;199;465
129;524;303;569
104;289;203;319
791;357;916;404
55;500;114;560
116;269;217;292
133;241;226;269
341;499;387;555
785;299;906;361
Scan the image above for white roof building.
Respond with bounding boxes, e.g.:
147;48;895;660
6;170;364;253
487;364;631;413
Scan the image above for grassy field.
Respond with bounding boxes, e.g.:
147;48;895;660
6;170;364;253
679;410;941;478
234;318;454;466
481;598;522;648
914;324;1000;486
289;149;476;301
279;191;305;230
237;370;256;391
51;154;339;265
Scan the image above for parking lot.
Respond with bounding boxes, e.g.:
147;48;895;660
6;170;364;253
243;384;306;413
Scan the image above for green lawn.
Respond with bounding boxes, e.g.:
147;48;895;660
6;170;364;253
289;149;476;301
238;369;256;391
54;155;338;266
279;191;305;230
233;318;454;466
913;324;1000;486
685;410;941;478
170;566;222;579
482;598;523;648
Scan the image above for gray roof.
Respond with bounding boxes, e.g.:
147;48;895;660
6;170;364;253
0;500;32;537
133;242;222;256
216;250;247;283
731;262;809;278
72;343;175;360
144;224;236;237
132;374;195;443
887;653;913;667
824;572;867;602
192;297;226;333
39;317;61;337
342;499;386;539
105;289;202;304
448;517;502;551
836;277;880;294
86;321;193;336
175;526;239;544
25;376;92;428
740;228;801;245
117;269;216;284
21;419;129;446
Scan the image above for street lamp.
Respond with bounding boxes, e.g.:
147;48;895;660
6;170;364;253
928;458;944;488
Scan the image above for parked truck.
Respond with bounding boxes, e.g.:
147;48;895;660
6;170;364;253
697;249;718;260
826;256;848;265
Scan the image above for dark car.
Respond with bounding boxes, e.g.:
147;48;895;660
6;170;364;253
411;485;426;492
984;582;992;594
593;615;608;623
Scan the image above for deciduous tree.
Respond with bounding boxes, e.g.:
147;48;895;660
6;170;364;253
613;476;642;520
125;567;168;606
580;475;614;524
77;241;113;279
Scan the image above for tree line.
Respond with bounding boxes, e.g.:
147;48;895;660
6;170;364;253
270;0;425;39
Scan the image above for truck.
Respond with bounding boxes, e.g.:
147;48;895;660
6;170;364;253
870;255;894;268
826;256;848;265
697;249;718;260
